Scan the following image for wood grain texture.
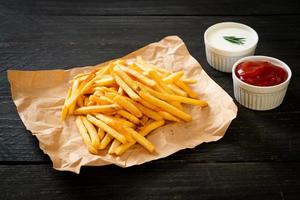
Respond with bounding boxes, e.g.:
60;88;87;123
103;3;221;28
1;163;300;200
1;0;300;16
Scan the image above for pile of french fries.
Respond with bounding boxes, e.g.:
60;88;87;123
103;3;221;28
61;56;208;156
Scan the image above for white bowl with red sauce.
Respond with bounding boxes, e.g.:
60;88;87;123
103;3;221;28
232;56;292;110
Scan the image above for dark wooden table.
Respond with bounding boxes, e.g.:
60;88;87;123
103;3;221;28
1;0;300;199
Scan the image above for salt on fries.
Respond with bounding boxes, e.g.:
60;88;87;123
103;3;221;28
61;57;208;155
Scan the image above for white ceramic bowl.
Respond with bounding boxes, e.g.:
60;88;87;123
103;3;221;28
232;56;292;110
204;22;259;73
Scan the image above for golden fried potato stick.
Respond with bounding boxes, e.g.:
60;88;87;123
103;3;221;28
99;133;113;149
108;140;121;154
109;116;135;128
115;120;165;155
75;116;98;154
81;116;100;148
134;102;162;121
158;111;180;122
139;91;192;122
113;95;142;118
163;71;184;84
167;84;187;97
138;99;160;111
124;127;155;153
87;114;127;144
114;74;140;101
97;128;105;140
74;104;120;115
61;88;72;121
89;95;114;105
148;70;174;94
182;78;197;84
94;75;115;87
119;65;156;87
69;79;80;114
175;80;198;98
117;110;140;124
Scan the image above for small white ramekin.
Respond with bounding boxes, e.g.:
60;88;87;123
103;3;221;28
204;22;259;73
232;56;292;110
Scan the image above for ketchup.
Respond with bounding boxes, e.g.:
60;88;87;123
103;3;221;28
235;61;288;86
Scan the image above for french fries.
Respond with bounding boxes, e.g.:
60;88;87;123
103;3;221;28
61;57;208;156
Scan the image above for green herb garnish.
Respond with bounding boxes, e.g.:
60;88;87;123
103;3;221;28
223;36;246;45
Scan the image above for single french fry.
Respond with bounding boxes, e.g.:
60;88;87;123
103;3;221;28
61;88;72;121
138;98;160;111
108;140;121;154
119;65;156;87
99;133;113;149
113;95;142;118
117;110;140;124
134;102;162;121
69;79;80;114
110;116;135;128
74;104;120;115
87;114;127;144
171;101;183;111
129;63;143;73
158;111;180;122
75;116;98;154
89;95;113;105
175;80;198;98
74;72;88;80
81;116;100;148
182;78;197;84
115;120;165;155
148;70;174;94
163;71;184;84
167;84;187;97
95;64;113;77
94;75;115;87
124;127;155;153
139;91;192;122
98;128;105;140
114;74;140;100
139;120;165;136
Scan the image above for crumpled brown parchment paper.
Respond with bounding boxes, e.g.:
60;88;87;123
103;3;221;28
7;36;237;173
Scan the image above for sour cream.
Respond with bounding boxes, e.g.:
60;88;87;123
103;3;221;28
204;22;259;72
207;27;256;52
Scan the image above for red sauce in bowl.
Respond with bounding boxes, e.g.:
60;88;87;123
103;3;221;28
235;61;288;86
